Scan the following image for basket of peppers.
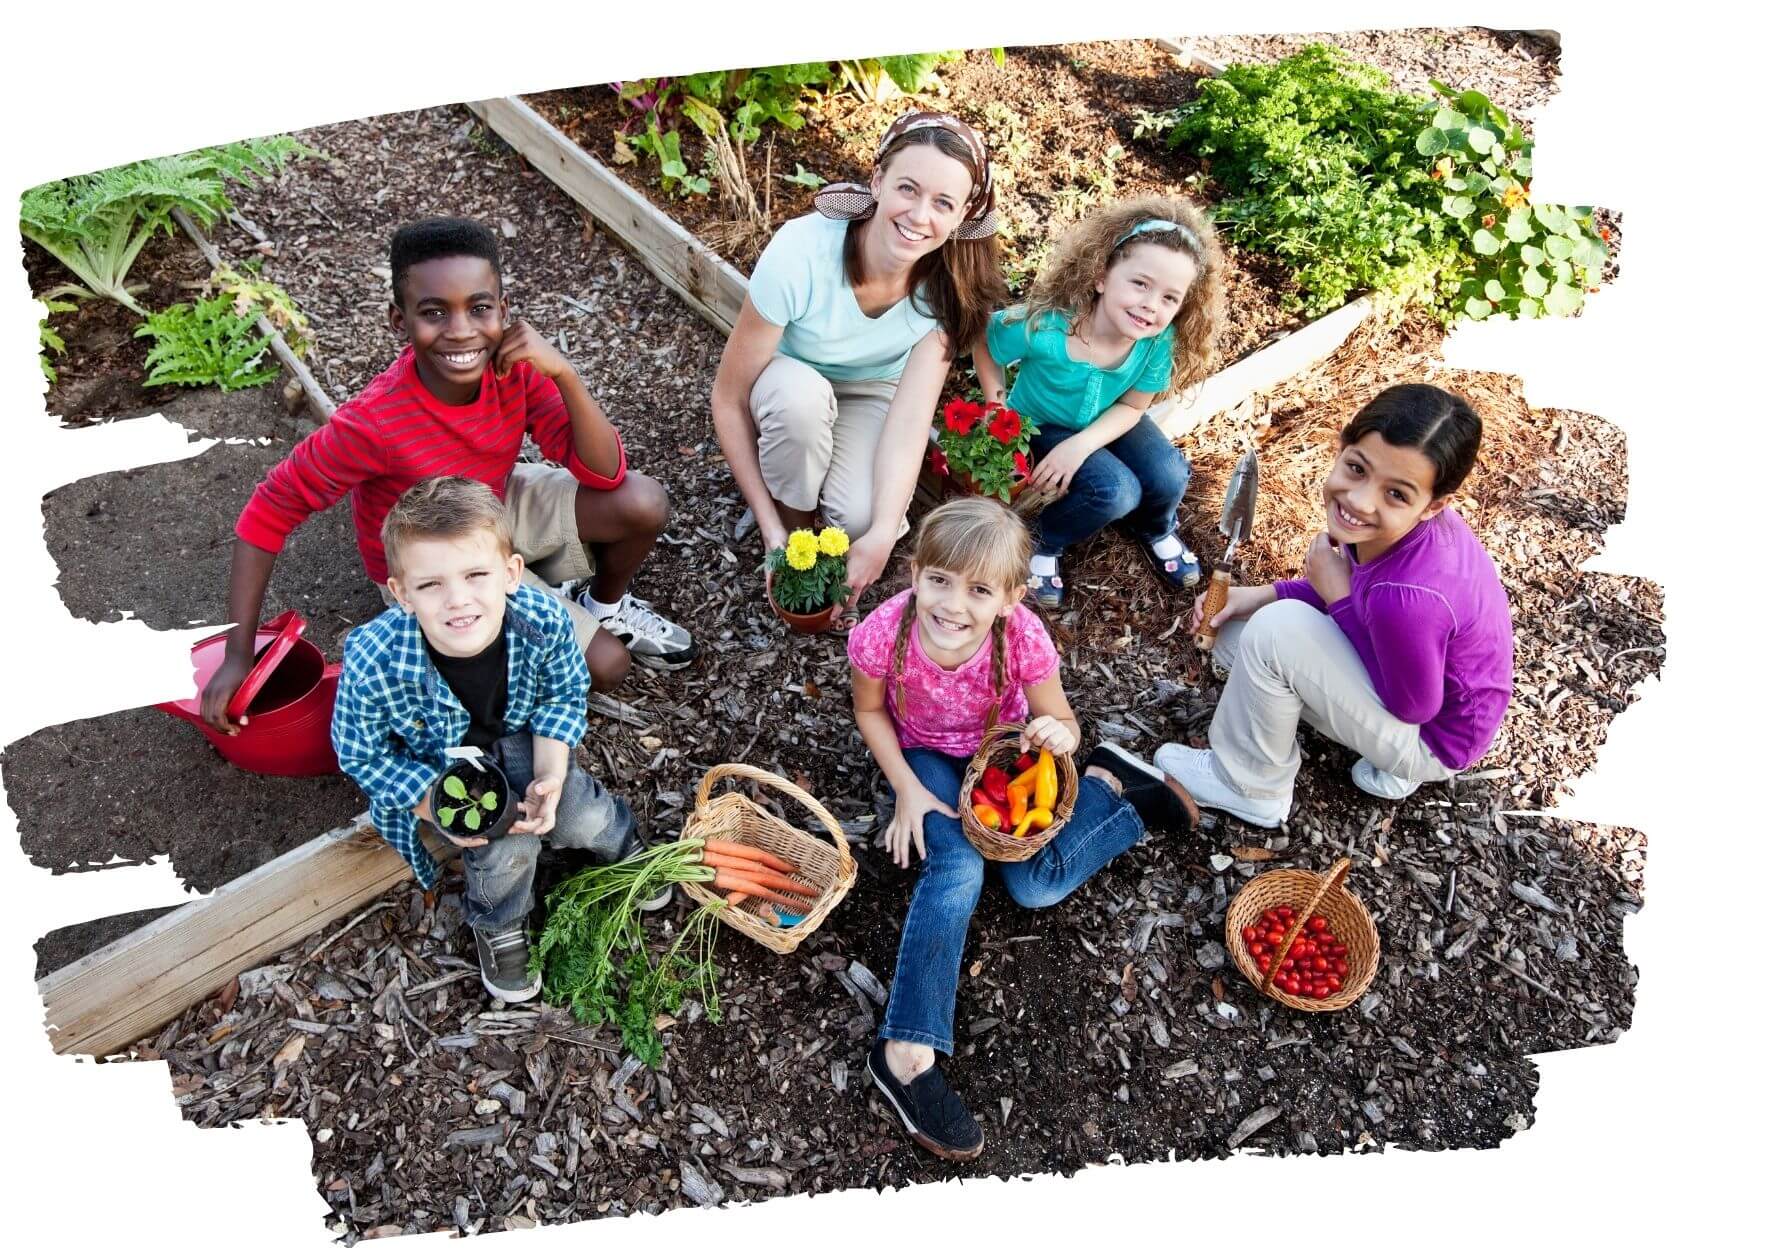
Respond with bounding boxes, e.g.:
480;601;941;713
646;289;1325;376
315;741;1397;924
956;722;1080;861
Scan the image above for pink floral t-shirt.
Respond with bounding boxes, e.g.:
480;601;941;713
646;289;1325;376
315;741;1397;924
847;589;1061;757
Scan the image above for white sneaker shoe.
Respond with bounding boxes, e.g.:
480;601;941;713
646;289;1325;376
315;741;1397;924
1351;757;1423;801
1151;743;1290;828
582;590;697;671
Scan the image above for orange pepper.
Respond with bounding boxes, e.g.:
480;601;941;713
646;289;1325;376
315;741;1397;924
972;803;1003;829
1011;806;1054;838
1006;781;1031;828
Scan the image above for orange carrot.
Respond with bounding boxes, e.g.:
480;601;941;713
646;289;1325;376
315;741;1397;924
704;851;780;875
702;838;797;874
702;856;819;896
711;870;813;912
725;890;751;907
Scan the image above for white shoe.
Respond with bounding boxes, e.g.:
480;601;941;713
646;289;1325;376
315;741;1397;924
1151;743;1290;828
1351;757;1423;801
582;589;697;671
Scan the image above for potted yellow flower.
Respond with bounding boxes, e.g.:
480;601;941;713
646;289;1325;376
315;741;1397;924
763;526;851;634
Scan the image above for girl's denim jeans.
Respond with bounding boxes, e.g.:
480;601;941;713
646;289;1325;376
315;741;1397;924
458;729;638;932
1031;418;1190;556
879;747;1146;1054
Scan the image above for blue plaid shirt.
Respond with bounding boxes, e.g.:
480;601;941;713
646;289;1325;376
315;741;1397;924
330;582;590;887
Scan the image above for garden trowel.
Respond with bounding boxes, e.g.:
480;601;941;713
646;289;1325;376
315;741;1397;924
1195;448;1259;651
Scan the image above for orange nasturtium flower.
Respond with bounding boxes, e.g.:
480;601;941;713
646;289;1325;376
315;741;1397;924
1482;213;1498;229
1501;184;1528;209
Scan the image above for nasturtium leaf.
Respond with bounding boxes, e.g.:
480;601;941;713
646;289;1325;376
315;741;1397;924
1417;127;1448;156
1468;126;1497;154
1490;143;1506;164
1520;244;1546;266
444;775;468;800
480;791;499;810
1444;177;1468;191
1571;205;1595;219
1522;268;1550;298
1462;171;1491;196
1543;283;1583;317
1483;278;1506;302
465;808;482;830
1513;154;1532;178
1442;194;1474;217
1518;297;1540;318
1572;237;1601;267
1472;228;1501;255
1534;204;1568;233
1457;90;1492;115
1432;106;1468;132
1464;296;1493;320
1505;209;1533;241
1545;233;1576;260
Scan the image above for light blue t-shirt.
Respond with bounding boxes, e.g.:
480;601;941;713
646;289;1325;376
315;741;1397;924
986;305;1175;432
746;213;943;383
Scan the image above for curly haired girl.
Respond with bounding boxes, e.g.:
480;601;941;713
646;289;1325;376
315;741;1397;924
985;196;1228;608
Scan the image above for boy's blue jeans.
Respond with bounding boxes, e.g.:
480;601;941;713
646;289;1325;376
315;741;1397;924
879;747;1146;1055
457;730;637;932
1030;419;1190;556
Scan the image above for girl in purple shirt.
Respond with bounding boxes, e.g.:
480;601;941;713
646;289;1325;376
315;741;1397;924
1156;384;1514;827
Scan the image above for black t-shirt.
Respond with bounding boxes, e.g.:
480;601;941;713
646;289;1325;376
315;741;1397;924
425;621;510;752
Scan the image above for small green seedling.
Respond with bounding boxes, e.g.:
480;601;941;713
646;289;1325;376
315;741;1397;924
436;775;500;832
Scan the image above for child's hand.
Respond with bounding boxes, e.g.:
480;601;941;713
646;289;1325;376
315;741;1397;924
509;773;566;836
1029;435;1092;500
494;319;571;381
1020;714;1078;758
1303;531;1354;605
1191;583;1277;634
884;782;957;870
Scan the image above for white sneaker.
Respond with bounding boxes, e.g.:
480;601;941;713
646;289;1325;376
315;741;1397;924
583;590;697;671
1151;743;1290;829
1351;757;1423;801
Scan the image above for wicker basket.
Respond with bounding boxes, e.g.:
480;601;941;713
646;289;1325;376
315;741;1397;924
1224;858;1381;1013
677;764;857;954
956;723;1080;862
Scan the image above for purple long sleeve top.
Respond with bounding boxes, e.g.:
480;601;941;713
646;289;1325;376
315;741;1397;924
1274;507;1513;770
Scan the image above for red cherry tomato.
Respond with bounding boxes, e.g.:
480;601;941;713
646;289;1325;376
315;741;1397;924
1309;916;1327;932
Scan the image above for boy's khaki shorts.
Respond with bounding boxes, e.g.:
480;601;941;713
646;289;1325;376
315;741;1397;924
379;462;602;651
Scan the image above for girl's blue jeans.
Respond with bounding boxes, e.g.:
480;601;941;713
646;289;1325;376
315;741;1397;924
1030;419;1190;556
879;747;1146;1054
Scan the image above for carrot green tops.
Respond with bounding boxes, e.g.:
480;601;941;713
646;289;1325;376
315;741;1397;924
985;306;1175;431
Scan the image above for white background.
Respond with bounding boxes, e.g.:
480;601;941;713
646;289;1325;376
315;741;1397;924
1;1;1782;1254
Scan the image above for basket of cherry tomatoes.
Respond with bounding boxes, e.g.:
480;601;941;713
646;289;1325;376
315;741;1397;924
1224;858;1380;1012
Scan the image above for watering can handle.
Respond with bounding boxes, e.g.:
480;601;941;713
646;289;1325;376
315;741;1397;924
224;611;309;720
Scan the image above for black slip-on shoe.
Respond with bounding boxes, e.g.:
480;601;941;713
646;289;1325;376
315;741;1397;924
867;1040;985;1162
1085;742;1202;835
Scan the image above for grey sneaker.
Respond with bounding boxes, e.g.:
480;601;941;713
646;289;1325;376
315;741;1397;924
473;918;541;1003
584;590;697;671
1152;743;1290;829
1351;757;1423;801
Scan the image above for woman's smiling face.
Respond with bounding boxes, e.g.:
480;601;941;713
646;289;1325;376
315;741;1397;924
1322;431;1450;560
866;144;974;268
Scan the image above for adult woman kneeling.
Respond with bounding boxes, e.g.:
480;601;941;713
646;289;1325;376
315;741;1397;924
711;111;1008;619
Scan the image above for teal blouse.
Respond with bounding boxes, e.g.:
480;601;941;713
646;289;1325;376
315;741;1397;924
985;306;1175;432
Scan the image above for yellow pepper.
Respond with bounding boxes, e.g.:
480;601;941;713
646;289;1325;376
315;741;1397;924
1034;754;1058;813
972;803;1003;830
1011;806;1054;838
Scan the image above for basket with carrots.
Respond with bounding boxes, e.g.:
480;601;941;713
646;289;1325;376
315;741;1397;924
957;722;1080;861
676;763;857;953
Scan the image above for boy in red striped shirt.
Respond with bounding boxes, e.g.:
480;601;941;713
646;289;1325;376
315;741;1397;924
201;218;695;734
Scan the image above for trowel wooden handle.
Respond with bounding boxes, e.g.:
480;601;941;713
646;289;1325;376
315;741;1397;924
1193;564;1234;652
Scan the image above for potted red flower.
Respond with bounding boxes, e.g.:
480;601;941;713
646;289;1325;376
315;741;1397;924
928;398;1042;510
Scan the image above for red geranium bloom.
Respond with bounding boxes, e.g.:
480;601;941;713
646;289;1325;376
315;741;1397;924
988;409;1022;444
928;448;950;475
942;399;979;435
1013;450;1030;477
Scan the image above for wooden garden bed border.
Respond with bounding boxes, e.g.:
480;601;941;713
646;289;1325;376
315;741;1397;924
39;818;449;1058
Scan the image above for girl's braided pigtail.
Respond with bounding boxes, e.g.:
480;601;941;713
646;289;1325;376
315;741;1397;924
983;613;1010;731
889;590;919;722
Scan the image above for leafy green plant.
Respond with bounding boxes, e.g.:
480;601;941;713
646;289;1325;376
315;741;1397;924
631;120;709;197
1419;83;1608;320
205;264;315;359
532;844;723;1066
134;293;279;391
764;527;851;614
678;62;833;145
779;162;826;190
433;773;500;832
835;50;973;102
37;297;74;384
20;137;311;314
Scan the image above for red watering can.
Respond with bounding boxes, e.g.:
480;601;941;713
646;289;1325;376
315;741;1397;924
157;611;342;777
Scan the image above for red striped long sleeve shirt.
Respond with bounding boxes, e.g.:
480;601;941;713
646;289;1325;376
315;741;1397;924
235;346;626;584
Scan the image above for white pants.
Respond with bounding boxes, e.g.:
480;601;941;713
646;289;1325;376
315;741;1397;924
1209;598;1452;801
750;355;900;542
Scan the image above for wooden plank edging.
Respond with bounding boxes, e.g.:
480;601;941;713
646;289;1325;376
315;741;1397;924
465;96;748;336
38;815;448;1058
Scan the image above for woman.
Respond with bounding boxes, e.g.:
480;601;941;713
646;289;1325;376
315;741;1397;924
710;111;1009;620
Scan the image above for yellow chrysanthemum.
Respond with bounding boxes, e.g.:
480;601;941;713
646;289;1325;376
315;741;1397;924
817;526;850;557
786;533;818;571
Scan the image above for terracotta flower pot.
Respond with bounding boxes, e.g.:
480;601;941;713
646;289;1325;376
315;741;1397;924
770;591;838;635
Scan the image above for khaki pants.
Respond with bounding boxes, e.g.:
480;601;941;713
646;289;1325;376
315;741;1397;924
1209;598;1452;801
750;355;901;541
379;462;601;651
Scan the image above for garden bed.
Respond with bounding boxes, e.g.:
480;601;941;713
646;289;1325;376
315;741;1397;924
20;49;1660;1238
